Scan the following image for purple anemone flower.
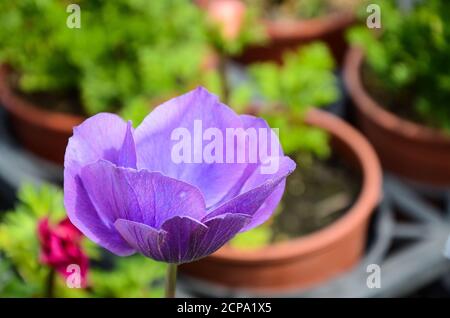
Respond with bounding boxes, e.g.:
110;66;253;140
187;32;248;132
64;87;295;264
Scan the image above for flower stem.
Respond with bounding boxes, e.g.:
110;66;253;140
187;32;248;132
45;268;55;298
218;53;230;105
165;264;178;298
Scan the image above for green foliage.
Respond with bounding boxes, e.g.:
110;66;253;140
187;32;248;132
348;0;450;131
240;43;339;156
90;256;165;298
0;256;36;297
119;97;152;128
0;184;64;293
0;0;210;116
294;0;326;18
230;224;272;249
207;4;266;56
251;43;338;111
230;44;339;249
0;183;165;297
248;0;358;19
267;116;331;157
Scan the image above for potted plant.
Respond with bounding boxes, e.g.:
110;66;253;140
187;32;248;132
0;0;213;164
180;43;381;291
0;183;166;297
345;0;450;186
200;0;360;65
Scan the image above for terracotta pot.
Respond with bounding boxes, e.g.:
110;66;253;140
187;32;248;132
0;50;219;165
237;12;355;66
0;65;84;164
344;47;450;186
198;0;355;66
180;108;382;292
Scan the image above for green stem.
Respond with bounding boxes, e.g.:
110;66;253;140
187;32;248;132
165;264;178;298
218;53;230;105
45;268;55;298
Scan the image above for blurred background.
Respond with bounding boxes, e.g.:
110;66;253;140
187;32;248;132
0;0;450;297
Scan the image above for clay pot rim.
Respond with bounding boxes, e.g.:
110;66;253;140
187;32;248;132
343;47;450;144
197;0;355;41
0;48;220;135
0;65;84;133
207;108;382;264
264;11;355;41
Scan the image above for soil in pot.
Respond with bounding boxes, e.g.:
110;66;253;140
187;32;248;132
0;66;86;164
344;48;450;186
6;71;86;117
233;0;358;65
17;89;85;117
180;108;381;291
361;64;434;130
230;151;361;249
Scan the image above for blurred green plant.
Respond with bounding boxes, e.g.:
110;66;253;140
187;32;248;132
0;0;209;122
237;43;339;156
89;256;165;298
0;183;165;297
230;43;339;249
349;0;450;132
229;224;272;249
206;2;265;57
202;0;266;105
247;0;359;19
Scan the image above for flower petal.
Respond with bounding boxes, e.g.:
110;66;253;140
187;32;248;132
192;213;251;259
79;160;207;229
114;219;164;260
117;121;137;168
114;214;250;264
64;113;139;255
159;213;250;263
209;114;282;208
160;216;208;263
114;217;208;263
207;115;295;232
205;156;296;231
134;87;247;208
65;113;137;171
64;175;134;256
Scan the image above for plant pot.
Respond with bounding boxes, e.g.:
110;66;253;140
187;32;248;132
0;51;218;165
236;11;355;66
180;108;382;292
0;65;84;164
199;0;355;66
344;47;450;186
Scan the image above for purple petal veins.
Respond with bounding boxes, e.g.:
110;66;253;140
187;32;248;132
64;87;296;264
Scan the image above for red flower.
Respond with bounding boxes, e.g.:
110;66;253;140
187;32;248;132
37;217;89;287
